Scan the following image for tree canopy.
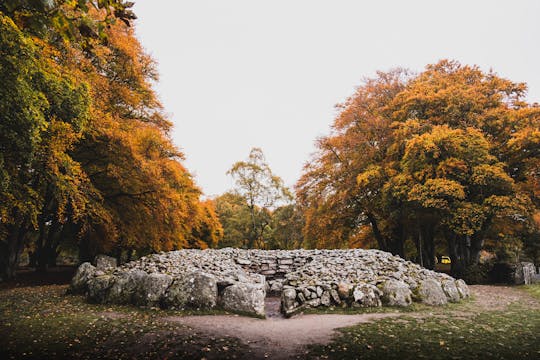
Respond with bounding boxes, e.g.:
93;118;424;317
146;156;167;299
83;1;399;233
297;60;540;275
0;1;222;279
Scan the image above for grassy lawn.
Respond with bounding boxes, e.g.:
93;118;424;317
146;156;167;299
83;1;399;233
0;285;246;359
307;285;540;360
1;277;539;360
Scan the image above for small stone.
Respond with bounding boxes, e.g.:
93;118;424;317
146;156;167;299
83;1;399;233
320;291;331;306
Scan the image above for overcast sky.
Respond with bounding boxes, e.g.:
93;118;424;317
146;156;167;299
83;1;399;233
132;0;540;197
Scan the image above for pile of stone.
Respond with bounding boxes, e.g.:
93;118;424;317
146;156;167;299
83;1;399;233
70;249;469;318
70;250;266;317
276;249;469;316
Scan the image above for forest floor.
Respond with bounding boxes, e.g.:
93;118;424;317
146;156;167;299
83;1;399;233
0;268;539;359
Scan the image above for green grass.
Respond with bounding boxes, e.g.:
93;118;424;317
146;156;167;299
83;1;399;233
0;285;247;359
307;285;540;360
522;284;540;300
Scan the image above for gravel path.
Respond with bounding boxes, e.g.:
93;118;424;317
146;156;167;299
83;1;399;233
161;285;539;359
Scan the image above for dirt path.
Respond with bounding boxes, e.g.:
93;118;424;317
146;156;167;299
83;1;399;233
164;312;403;359
161;285;539;359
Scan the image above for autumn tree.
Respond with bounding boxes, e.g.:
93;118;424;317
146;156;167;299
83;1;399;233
0;2;223;278
297;60;540;275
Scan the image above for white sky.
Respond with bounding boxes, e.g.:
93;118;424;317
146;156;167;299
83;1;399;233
132;0;540;197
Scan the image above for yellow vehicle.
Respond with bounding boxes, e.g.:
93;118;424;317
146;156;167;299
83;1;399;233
441;256;451;264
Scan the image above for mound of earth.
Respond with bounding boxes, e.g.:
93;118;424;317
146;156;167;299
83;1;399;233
70;249;469;317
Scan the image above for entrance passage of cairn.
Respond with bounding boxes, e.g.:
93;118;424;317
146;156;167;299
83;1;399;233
70;249;470;318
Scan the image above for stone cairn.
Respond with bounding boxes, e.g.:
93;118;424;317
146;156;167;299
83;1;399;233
70;249;470;318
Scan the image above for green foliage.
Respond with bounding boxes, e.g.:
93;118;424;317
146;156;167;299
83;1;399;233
0;4;223;277
224;148;293;249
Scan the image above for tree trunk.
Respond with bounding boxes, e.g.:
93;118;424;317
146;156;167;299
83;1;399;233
367;213;387;251
422;226;435;270
0;222;29;281
470;234;484;265
448;234;466;277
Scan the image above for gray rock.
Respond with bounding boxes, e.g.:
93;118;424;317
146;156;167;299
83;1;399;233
70;262;96;294
320;291;332;306
353;284;382;307
163;272;218;309
330;289;341;304
133;273;172;306
93;254;117;270
221;283;266;317
515;262;536;285
86;275;113;303
417;279;447;306
305;297;321;307
337;282;352;299
73;248;464;314
441;280;460;303
281;288;297;314
380;279;412;306
106;270;146;304
455;279;470;298
236;258;251;265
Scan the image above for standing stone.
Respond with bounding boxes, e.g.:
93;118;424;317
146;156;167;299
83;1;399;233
455;279;470;299
281;288;297;315
353;284;382;307
337;282;352;300
69;262;96;294
133;273;172;307
221;283;266;317
163;272;218;309
106;270;146;304
514;262;536;285
380;279;412;306
417;279;448;306
320;291;332;306
86;275;113;303
441;280;460;303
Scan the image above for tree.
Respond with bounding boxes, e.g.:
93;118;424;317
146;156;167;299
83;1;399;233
268;204;305;250
0;13;95;278
225;148;292;248
297;60;540;275
0;4;224;278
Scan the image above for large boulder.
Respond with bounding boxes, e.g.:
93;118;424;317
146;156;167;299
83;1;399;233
106;270;146;304
441;280;460;303
281;287;298;316
69;262;96;294
455;279;470;298
352;284;382;307
515;262;536;285
86;275;113;303
416;279;447;306
380;279;412;306
221;283;266;317
133;273;172;307
163;272;218;309
337;282;352;300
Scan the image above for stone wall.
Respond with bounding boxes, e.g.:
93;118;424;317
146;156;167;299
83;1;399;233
70;248;470;318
